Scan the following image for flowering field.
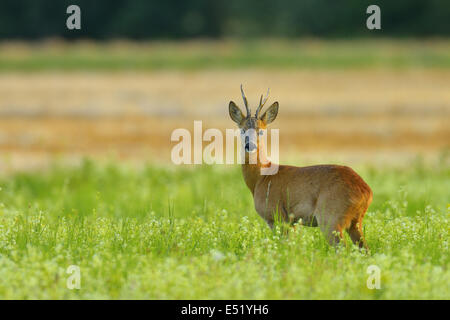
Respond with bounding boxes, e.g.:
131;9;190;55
0;160;448;299
0;40;448;299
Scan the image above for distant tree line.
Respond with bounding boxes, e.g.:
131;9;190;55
0;0;448;40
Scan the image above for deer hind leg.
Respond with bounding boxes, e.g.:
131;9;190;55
324;224;345;247
314;213;346;247
348;219;369;250
314;199;349;247
346;196;370;250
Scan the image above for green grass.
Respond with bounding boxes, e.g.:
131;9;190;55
0;159;448;299
0;39;449;71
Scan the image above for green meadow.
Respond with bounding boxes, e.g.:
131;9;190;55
0;158;448;299
1;39;449;71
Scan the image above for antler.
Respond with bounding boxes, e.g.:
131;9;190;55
240;84;251;117
255;88;270;119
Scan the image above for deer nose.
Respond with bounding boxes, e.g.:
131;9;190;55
245;136;257;152
246;143;256;152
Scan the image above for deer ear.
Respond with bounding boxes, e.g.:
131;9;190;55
260;102;279;124
229;101;245;124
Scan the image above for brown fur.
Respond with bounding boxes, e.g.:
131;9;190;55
230;93;373;248
245;163;372;248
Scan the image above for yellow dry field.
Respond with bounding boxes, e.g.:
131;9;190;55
0;69;449;172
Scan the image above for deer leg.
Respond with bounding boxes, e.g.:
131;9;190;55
348;220;369;250
315;215;345;246
324;225;345;246
313;204;340;246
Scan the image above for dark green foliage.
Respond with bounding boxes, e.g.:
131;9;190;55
0;0;448;40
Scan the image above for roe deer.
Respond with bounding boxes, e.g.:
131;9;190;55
229;85;373;248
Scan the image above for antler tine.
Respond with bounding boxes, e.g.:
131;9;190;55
255;88;270;118
256;94;263;118
240;84;251;117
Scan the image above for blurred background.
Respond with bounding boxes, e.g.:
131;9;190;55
0;0;449;172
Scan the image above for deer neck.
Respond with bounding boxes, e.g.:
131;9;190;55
241;139;271;194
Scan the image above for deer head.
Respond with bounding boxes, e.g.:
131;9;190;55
229;85;279;153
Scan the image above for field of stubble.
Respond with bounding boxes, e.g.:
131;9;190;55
0;40;448;299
